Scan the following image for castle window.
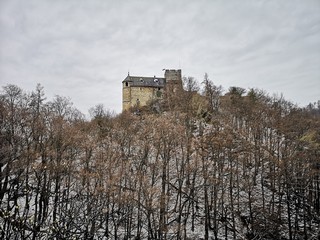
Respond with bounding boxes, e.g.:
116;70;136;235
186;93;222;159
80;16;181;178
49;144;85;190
125;82;128;87
158;88;160;90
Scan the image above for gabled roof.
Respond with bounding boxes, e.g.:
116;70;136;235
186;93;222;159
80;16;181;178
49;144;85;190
123;75;166;88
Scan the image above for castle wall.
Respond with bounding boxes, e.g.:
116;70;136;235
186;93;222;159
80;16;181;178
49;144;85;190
123;85;163;111
122;85;131;111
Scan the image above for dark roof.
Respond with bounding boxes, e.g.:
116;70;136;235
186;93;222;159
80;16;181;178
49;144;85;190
123;75;166;88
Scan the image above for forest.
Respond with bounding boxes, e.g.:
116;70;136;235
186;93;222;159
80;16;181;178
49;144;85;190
0;76;319;240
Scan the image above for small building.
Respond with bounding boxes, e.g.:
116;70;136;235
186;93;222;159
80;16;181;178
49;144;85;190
122;69;182;111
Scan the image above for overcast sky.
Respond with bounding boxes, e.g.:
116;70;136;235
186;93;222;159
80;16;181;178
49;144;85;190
1;0;319;114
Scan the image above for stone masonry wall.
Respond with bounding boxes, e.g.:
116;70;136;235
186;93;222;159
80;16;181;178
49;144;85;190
122;85;163;111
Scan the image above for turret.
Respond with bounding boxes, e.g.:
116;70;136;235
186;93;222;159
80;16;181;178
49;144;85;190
164;69;182;92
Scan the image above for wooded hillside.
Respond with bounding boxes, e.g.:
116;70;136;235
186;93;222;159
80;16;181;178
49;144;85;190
1;81;319;239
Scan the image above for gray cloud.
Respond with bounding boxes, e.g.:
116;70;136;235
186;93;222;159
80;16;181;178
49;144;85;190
1;0;319;114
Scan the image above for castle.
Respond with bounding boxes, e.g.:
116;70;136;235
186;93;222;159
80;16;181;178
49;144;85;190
122;69;183;111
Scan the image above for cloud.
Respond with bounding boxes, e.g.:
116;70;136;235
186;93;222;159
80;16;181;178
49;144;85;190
1;0;319;114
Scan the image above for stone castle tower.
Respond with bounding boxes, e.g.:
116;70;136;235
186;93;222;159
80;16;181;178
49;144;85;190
122;69;182;111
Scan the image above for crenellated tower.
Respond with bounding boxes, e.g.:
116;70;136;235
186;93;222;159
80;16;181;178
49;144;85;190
164;69;183;93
